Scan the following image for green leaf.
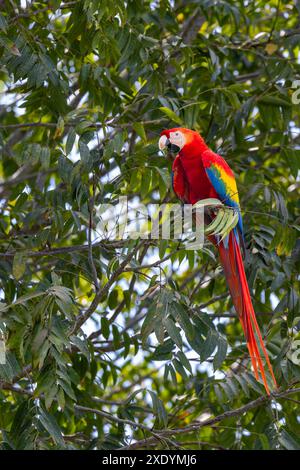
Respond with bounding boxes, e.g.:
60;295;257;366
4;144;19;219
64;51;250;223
78;140;91;165
148;390;168;427
111;73;133;95
0;351;21;382
11;290;46;307
141;305;161;346
201;329;218;362
213;335;228;370
45;384;58;410
259;434;270;450
57;387;66;410
177;350;192;373
278;429;300;450
172;302;195;341
38;406;64;447
101;317;110;340
258;95;291;107
57;375;76;401
133;122;146;141
173;358;188;379
112;324;121;349
159;107;183;125
71;336;90;360
66;128;76;155
163;317;182;349
12;253;26;280
152;339;174;360
0;13;8;32
40;147;51;169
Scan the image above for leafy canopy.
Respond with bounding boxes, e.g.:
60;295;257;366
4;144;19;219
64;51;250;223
0;0;299;450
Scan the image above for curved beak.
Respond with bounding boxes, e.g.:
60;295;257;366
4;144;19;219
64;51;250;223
158;135;168;150
158;135;180;154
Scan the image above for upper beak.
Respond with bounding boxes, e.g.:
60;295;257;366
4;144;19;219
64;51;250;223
158;135;168;150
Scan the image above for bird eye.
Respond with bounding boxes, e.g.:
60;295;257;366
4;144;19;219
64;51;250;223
175;132;179;136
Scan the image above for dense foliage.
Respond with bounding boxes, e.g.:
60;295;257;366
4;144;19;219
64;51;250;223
0;0;299;450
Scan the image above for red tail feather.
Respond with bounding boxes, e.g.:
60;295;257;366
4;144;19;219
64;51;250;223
218;232;277;394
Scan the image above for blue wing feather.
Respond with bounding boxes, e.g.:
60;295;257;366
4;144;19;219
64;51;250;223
203;152;244;247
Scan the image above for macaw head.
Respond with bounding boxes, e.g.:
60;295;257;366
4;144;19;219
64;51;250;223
158;127;207;156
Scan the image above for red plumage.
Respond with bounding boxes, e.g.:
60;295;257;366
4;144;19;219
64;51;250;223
218;232;277;394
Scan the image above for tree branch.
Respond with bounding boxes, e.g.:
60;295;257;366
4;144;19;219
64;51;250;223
115;385;300;449
74;404;180;449
0;240;126;259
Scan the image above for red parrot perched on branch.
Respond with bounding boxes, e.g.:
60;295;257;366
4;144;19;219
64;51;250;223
158;127;277;394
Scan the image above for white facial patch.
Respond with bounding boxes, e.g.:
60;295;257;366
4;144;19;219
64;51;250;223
169;131;184;150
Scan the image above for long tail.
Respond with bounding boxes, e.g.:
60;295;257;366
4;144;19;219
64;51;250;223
218;231;277;394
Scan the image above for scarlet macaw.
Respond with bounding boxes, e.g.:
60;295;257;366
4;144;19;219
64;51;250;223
158;127;277;394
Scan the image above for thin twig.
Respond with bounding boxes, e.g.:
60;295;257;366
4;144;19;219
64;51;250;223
74;404;180;449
